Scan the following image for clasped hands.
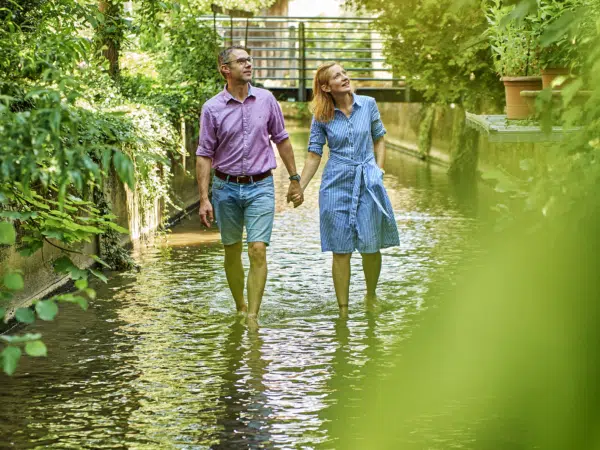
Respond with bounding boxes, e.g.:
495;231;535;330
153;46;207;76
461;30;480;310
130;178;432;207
286;181;304;208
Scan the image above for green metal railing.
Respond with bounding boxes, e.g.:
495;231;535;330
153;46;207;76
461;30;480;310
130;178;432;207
201;15;409;102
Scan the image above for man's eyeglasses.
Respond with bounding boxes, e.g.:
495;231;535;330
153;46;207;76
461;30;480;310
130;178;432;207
224;56;253;66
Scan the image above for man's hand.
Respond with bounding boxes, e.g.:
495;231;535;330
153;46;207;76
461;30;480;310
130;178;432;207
199;199;214;228
286;181;304;208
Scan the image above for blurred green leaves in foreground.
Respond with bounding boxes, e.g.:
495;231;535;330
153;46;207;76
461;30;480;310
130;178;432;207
333;206;599;448
329;0;600;448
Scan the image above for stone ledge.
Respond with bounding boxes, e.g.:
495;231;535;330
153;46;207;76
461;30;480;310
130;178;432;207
386;138;450;168
465;113;579;143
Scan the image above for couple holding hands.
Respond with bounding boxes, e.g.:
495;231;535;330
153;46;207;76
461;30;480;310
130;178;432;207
196;46;399;320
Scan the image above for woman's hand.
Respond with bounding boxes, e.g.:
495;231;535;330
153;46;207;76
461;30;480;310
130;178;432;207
287;181;304;208
290;187;304;207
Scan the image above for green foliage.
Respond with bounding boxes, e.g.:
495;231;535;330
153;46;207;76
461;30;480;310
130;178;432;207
0;284;93;374
535;0;589;69
123;13;222;122
0;222;16;244
3;272;24;291
25;340;47;357
486;0;589;77
1;345;21;376
483;0;600;228
346;0;503;110
486;0;542;76
0;0;185;376
15;308;35;324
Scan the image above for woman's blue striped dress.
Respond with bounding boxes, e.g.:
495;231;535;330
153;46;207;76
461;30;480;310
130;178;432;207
308;94;400;253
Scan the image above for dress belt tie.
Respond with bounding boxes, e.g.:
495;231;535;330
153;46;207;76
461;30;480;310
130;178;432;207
328;153;390;228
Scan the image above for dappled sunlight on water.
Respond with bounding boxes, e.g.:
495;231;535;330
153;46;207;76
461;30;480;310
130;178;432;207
0;125;484;449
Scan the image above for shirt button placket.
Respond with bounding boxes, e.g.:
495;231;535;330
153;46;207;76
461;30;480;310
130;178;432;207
349;118;354;155
242;104;247;175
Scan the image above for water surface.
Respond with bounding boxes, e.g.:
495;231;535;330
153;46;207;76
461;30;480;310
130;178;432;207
0;124;484;449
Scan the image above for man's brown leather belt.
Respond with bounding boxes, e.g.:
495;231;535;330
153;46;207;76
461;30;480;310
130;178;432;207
214;169;272;184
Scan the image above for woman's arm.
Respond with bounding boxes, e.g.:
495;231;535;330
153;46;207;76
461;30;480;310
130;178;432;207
299;152;322;193
294;116;325;201
374;137;385;169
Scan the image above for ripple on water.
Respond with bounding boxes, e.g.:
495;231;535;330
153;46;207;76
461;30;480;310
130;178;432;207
0;131;484;449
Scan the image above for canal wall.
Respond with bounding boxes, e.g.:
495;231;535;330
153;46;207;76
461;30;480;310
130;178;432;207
377;103;555;176
0;137;199;314
281;101;555;178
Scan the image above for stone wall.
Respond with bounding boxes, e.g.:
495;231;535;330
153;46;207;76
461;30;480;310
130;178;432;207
281;100;559;180
378;102;556;176
0;141;199;313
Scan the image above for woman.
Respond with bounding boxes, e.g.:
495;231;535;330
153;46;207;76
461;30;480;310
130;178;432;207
295;62;400;311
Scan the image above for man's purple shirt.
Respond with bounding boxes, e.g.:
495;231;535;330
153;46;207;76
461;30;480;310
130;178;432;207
196;84;289;176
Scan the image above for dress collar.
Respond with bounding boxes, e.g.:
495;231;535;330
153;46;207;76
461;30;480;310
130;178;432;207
334;93;362;111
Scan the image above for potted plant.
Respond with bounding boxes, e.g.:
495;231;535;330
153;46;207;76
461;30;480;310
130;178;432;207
535;0;583;89
486;0;542;119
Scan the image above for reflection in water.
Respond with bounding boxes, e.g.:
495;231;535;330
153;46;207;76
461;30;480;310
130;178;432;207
213;321;271;449
320;306;384;449
0;123;485;448
321;316;352;449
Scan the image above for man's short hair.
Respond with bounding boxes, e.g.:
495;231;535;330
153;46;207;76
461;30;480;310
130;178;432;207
218;45;251;79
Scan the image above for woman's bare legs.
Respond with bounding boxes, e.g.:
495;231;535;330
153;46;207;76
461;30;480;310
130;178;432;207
361;251;382;302
332;253;352;311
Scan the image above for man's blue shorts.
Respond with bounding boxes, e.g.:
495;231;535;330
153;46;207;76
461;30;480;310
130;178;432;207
211;175;275;246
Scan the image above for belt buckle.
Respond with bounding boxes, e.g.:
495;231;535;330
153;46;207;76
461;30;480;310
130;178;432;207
236;175;247;183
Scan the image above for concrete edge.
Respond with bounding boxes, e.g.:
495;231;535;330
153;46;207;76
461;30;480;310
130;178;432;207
386;138;451;168
1;196;200;331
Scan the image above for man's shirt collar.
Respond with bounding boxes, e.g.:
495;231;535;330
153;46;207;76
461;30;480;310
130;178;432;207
222;83;255;103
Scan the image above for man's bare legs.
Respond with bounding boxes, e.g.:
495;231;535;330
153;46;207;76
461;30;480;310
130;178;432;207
223;241;267;324
332;253;351;312
224;242;246;312
247;241;267;318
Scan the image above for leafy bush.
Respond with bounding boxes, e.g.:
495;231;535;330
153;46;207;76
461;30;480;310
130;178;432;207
346;0;503;110
535;0;593;71
485;0;590;77
486;0;542;77
0;0;183;375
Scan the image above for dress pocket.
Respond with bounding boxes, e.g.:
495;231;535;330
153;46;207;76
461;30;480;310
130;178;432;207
365;164;384;189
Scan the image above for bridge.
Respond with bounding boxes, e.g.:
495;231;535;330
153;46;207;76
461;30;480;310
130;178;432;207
201;15;423;103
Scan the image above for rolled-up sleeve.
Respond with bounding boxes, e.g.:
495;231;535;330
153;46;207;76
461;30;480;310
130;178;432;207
370;98;386;141
308;117;326;156
267;96;289;144
196;105;217;158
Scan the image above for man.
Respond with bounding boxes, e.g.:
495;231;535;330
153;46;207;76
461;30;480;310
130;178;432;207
196;45;303;319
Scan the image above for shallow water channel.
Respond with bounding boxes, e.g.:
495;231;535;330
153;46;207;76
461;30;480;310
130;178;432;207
1;123;487;449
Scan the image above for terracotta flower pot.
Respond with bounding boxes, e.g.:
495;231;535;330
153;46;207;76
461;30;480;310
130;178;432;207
541;67;570;90
502;76;543;120
519;90;543;117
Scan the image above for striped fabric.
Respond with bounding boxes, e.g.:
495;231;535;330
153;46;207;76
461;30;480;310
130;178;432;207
308;94;400;253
